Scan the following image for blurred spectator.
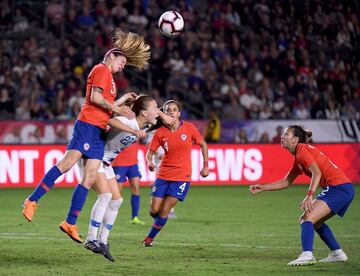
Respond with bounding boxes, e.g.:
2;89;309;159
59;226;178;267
204;110;221;143
0;88;14;119
234;128;248;144
27;127;43;144
259;131;270;143
54;126;68;144
272;125;283;144
3;126;22;144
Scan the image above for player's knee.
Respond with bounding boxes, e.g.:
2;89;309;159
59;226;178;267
82;171;97;187
149;209;158;218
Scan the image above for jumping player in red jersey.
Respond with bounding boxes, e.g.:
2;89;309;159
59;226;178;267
22;29;151;244
250;125;355;266
111;142;146;225
143;100;209;247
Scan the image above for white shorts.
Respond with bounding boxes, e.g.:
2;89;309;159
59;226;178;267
98;162;116;180
77;160;115;180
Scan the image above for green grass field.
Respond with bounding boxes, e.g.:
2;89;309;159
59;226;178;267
0;186;359;275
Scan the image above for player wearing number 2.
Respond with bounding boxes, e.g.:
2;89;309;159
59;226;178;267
143;100;209;247
250;125;355;266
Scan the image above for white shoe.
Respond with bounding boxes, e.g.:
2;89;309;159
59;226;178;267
287;251;316;266
319;249;348;263
168;208;177;219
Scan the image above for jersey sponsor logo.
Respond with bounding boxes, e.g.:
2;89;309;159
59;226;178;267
83;143;90;151
181;134;187;141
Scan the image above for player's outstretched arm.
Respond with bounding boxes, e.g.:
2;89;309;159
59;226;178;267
108;117;142;137
113;92;137;106
158;109;176;127
249;171;299;195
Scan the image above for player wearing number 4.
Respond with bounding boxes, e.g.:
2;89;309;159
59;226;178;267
250;125;355;266
143;100;209;247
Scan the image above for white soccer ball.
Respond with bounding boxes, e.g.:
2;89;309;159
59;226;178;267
158;11;184;37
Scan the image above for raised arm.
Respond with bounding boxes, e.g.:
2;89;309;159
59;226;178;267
108;118;146;140
90;86;122;114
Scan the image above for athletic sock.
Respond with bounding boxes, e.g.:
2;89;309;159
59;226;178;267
29;166;62;202
87;193;112;241
66;184;89;225
146;215;168;239
131;194;140;219
99;198;123;244
316;223;341;250
301;221;314;252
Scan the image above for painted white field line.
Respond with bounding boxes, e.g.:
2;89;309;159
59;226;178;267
0;232;359;238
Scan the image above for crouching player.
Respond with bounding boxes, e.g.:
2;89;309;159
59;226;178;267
250;125;355;266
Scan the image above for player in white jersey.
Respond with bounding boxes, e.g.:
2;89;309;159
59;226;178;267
83;95;174;262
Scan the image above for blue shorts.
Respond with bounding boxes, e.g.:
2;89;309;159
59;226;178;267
151;178;190;202
112;164;141;183
67;120;105;160
316;183;355;217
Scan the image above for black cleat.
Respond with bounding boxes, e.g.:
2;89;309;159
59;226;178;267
99;242;115;262
84;240;103;254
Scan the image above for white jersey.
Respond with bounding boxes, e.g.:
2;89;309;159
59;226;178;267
103;116;139;165
146;130;164;170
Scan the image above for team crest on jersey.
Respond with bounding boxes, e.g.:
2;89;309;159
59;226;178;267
181;134;187;141
83;143;90;151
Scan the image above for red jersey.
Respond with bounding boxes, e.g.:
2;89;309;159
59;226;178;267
149;121;204;181
112;142;139;167
290;143;350;187
78;63;117;129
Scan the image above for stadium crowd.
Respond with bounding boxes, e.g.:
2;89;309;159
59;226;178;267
0;0;359;122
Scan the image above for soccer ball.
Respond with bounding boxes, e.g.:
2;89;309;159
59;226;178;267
158;11;184;37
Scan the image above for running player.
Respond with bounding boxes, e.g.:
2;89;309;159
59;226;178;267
22;29;151;244
143;100;209;247
250;125;355;266
112;142;145;225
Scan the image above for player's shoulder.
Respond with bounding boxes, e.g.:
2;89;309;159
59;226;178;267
91;63;110;75
296;143;314;156
183;121;198;130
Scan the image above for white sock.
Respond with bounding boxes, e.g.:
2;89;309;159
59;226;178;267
99;198;123;244
87;193;112;241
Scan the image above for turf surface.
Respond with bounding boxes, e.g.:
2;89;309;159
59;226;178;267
0;186;359;275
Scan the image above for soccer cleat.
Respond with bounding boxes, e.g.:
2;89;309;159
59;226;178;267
99;242;114;262
168;209;177;219
131;216;145;225
143;237;153;247
287;251;316;266
84;240;103;254
319;249;348;263
22;198;38;222
59;221;83;243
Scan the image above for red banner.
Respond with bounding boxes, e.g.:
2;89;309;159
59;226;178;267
0;144;359;188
